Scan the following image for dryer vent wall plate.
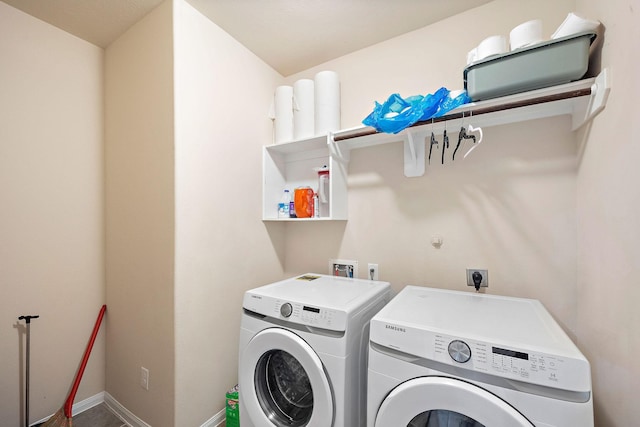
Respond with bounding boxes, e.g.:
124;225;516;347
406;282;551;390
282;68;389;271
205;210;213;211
329;259;358;278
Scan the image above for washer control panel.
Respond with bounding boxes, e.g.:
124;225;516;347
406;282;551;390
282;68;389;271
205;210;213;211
243;292;349;331
432;334;585;389
272;300;343;330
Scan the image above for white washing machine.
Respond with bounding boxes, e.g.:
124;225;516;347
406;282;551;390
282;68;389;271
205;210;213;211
239;274;391;427
367;286;593;427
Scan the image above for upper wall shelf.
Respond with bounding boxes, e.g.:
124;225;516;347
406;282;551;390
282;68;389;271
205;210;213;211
262;69;610;220
330;68;610;177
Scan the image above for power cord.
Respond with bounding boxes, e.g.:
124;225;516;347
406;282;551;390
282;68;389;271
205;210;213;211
472;271;483;292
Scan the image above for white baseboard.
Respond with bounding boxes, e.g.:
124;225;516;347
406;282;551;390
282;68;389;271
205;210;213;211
105;392;225;427
31;391;105;426
201;408;226;427
104;392;151;427
33;390;225;427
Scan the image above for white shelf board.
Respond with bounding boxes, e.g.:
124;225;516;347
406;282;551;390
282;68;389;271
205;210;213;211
265;134;328;154
262;217;346;222
333;71;609;151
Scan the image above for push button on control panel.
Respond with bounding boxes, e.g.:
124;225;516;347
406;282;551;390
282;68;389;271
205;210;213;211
448;340;472;363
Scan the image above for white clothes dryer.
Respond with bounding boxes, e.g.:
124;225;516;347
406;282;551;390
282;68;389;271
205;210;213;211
239;274;391;427
367;286;593;427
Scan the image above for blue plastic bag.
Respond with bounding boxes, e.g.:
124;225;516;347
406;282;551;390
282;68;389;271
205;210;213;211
362;93;422;134
363;87;468;134
432;90;471;118
417;87;450;121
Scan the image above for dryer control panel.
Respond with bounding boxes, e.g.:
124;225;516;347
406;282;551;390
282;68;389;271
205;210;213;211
431;333;590;391
370;321;590;392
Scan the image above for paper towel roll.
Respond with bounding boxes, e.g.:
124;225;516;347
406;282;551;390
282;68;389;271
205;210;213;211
274;85;294;144
552;12;600;39
477;35;508;60
293;79;315;140
314;71;341;135
510;19;543;50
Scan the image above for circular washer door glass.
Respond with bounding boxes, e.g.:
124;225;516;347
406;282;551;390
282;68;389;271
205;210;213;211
374;376;533;427
408;409;485;426
255;349;313;427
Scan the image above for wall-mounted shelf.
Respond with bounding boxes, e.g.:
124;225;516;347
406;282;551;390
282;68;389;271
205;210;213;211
262;69;610;220
332;68;610;177
262;134;349;221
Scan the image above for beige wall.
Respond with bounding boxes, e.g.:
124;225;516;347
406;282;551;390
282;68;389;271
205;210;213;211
281;0;640;425
172;1;285;424
104;1;176;426
0;2;105;425
105;0;285;424
285;0;579;328
575;0;640;425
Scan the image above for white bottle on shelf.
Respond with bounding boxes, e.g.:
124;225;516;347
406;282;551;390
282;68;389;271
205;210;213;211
316;166;330;217
278;189;291;219
313;191;319;218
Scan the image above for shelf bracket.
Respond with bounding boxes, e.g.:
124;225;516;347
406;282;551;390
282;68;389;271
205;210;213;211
403;130;426;177
572;68;611;130
328;132;350;164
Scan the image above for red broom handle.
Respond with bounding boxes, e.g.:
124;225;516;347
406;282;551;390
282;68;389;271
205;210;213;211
64;304;106;417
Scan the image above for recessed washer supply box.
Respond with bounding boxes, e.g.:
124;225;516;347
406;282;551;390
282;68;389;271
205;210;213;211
464;31;596;101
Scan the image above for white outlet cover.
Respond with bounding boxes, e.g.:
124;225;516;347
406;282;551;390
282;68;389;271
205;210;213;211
141;367;149;390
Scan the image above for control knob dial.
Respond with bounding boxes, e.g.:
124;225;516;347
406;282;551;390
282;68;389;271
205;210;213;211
448;340;471;363
280;302;293;318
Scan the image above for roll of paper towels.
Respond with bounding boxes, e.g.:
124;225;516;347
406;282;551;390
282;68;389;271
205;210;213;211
273;85;294;144
293;79;315;140
314;71;341;135
510;19;543;50
467;35;509;64
552;12;600;39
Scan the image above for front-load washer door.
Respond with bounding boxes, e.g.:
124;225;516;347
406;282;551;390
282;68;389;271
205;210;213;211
239;327;333;427
374;377;534;427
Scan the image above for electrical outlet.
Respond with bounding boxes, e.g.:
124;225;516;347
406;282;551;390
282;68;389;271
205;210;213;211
329;259;359;278
368;263;379;280
466;269;488;289
141;367;149;390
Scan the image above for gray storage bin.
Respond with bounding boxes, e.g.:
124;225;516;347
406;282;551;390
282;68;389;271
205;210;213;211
464;31;596;101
